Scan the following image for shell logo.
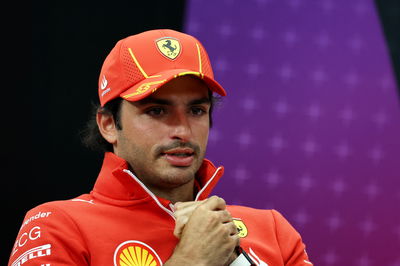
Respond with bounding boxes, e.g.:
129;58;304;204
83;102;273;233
114;240;163;266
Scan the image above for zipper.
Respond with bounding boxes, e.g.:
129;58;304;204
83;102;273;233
195;166;223;201
123;166;223;219
123;169;176;220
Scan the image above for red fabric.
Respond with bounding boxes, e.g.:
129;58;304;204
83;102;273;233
9;152;312;266
98;29;226;106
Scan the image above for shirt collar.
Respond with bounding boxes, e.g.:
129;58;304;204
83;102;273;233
91;152;225;206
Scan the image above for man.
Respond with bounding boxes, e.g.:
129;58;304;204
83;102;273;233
9;29;312;265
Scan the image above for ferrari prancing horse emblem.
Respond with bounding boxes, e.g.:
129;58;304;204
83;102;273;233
156;37;181;60
233;219;248;238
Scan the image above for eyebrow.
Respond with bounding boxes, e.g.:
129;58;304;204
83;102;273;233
136;96;211;106
189;97;211;105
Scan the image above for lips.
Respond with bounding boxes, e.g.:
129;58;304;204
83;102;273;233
161;148;195;167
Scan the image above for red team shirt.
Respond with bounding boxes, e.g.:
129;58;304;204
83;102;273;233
9;152;312;265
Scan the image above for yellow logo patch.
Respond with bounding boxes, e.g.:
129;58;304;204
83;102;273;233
122;80;166;99
114;240;162;266
233;219;248;238
156;37;181;60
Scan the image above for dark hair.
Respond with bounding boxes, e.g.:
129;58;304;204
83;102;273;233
80;91;221;153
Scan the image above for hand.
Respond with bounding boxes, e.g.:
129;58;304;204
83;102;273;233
173;199;204;238
165;196;239;266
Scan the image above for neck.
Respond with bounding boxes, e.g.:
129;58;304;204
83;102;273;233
147;179;196;204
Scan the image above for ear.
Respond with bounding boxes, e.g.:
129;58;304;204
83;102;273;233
96;112;118;145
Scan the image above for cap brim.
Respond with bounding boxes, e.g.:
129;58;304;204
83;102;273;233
120;69;226;102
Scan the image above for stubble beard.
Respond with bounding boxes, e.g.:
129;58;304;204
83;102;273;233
128;142;205;191
149;150;205;189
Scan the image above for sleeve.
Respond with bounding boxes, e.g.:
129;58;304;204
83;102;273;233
271;210;313;266
8;203;89;266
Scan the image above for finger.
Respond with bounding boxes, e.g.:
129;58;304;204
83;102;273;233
173;215;189;238
173;201;182;210
173;222;184;238
173;203;205;238
218;210;234;223
230;233;240;248
225;221;239;236
201;196;226;211
173;202;203;218
174;200;204;210
173;225;182;238
173;201;206;238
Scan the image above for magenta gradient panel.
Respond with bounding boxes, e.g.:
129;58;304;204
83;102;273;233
185;0;400;265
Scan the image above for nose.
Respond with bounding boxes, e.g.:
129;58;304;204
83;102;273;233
169;110;192;142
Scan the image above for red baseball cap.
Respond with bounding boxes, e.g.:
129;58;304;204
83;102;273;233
98;29;226;106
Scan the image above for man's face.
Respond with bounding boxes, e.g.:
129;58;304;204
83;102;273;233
114;76;211;191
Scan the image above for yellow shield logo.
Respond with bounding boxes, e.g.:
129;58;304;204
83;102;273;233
114;240;162;266
156;37;181;60
233;219;248;238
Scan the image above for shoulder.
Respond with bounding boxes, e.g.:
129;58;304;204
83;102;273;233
9;196;92;265
227;205;300;235
20;194;93;227
227;204;285;221
227;205;312;264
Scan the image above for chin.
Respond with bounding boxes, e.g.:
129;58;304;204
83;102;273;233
158;168;196;187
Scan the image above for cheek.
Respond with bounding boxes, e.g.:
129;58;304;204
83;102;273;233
123;121;168;149
194;122;210;145
124;115;163;137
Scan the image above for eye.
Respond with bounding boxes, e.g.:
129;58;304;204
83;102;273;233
146;107;165;116
190;106;207;116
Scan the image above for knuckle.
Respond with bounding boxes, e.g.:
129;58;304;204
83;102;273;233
210;195;225;204
196;204;208;212
234;235;240;246
174;202;182;209
174;218;183;226
210;211;220;221
223;223;235;235
173;209;182;218
176;216;187;224
217;224;228;235
226;234;239;248
229;221;236;230
229;224;238;235
222;226;230;236
207;196;217;203
223;210;232;219
218;197;226;206
210;195;219;200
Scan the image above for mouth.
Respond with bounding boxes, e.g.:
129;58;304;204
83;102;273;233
161;148;195;167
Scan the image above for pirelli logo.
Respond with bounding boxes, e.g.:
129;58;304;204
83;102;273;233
11;244;51;266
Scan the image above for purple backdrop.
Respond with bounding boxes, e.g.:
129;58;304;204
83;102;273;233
185;0;400;265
